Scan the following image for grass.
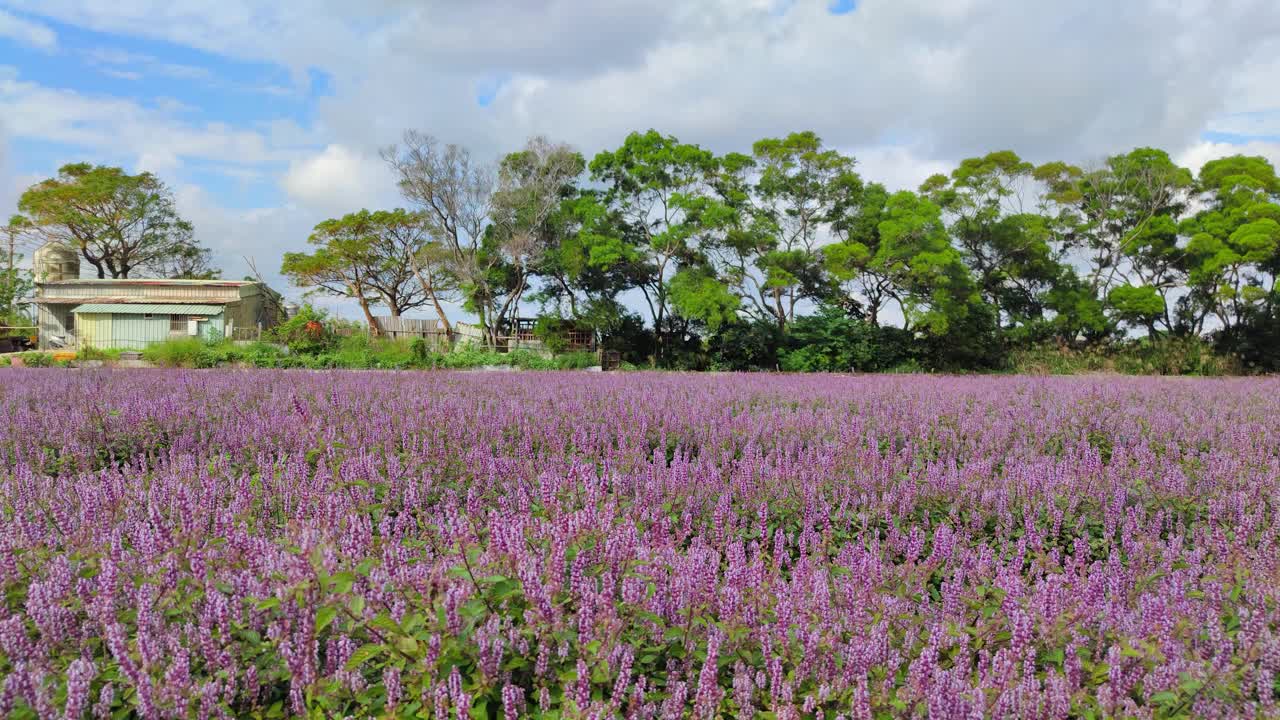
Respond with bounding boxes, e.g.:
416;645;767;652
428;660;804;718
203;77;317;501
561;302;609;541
132;335;601;371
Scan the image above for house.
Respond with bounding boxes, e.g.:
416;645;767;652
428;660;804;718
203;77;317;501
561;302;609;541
31;242;281;350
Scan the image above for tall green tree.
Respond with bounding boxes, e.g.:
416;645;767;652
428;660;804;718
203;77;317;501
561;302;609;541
695;133;857;331
921;151;1064;330
587;130;719;363
1180;155;1280;333
281;210;445;332
823;183;904;326
1;218;34;326
17;163;212;279
1039;149;1192;334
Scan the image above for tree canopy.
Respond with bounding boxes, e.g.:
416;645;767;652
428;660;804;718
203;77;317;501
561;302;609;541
17;163;213;279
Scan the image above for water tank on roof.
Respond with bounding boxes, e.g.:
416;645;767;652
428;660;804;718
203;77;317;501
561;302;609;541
33;242;80;282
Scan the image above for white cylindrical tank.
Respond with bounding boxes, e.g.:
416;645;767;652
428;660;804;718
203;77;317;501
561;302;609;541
33;242;80;282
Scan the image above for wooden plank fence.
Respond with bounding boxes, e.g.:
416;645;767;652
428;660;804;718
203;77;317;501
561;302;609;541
372;316;450;350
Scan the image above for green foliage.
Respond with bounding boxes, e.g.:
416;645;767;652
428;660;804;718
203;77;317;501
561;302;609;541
1011;337;1236;376
13;351;52;367
778;307;914;373
142;337;220;368
74;346;122;361
706;319;782;371
16;163;213;279
265;305;336;355
1214;294;1280;372
668;267;739;331
1107;284;1167;331
436;348;598;370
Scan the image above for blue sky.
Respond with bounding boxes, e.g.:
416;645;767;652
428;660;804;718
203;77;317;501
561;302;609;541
1;0;1278;318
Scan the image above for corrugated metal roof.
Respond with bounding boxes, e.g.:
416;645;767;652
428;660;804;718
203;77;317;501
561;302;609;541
39;278;257;287
35;296;233;305
71;303;225;315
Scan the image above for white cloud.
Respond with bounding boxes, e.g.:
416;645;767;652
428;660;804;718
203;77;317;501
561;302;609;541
13;0;1278;163
0;9;55;51
1175;139;1280;174
101;68;143;81
848;145;950;193
7;0;1280;323
0;66;294;169
280;144;397;215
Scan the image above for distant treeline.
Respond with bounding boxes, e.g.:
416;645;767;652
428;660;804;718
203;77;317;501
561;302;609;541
12;132;1280;373
296;130;1280;372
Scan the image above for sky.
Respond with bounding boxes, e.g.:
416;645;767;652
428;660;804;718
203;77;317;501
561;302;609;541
1;0;1279;319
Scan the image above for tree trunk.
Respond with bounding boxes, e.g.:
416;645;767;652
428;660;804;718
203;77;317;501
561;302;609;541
408;256;452;337
352;286;379;337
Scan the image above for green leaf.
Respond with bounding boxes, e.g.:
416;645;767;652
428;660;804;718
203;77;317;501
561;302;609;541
255;597;280;610
315;607;338;633
344;643;385;671
331;571;356;594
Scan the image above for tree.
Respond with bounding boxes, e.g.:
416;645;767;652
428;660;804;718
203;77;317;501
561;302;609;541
17;163;211;279
383;132;508;347
696;134;855;331
282;210;446;332
1180;155;1280;333
1039;149;1192;332
875;191;981;335
487;137;586;342
587;130;719;364
149;243;221;280
1;218;34;325
921;151;1065;330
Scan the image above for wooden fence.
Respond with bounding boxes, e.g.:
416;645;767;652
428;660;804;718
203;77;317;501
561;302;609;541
372;316;450;351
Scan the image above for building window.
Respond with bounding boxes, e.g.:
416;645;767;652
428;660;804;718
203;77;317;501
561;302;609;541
143;313;153;319
170;315;188;335
65;313;74;332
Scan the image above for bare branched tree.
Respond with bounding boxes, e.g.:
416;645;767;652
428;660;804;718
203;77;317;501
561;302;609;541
382;132;501;346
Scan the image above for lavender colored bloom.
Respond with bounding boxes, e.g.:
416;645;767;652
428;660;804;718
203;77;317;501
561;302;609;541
1;370;1279;716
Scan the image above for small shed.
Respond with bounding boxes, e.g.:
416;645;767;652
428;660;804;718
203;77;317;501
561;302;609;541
71;304;227;350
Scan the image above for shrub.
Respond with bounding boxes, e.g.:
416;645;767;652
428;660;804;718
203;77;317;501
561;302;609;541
265;305;337;355
779;307;914;373
707;320;782;371
14;351;53;367
142;338;210;367
75;346;122;362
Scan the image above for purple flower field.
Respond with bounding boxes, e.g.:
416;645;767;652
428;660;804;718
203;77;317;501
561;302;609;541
2;369;1279;719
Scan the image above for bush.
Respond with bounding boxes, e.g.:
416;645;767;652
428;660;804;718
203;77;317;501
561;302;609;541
75;347;122;362
15;351;53;367
916;302;1007;372
1215;298;1280;373
707;320;782;371
1011;336;1237;376
142;338;211;367
265;305;337;355
779;308;914;373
